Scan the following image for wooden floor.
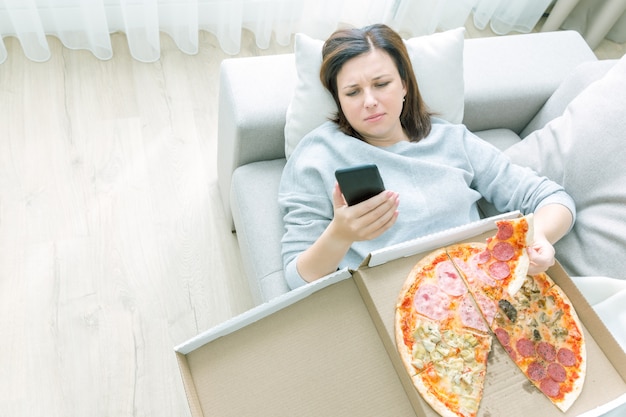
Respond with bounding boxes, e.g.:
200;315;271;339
0;23;624;417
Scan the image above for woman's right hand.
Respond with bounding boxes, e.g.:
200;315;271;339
295;183;399;283
329;182;400;244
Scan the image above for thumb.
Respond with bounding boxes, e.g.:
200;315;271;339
333;182;347;208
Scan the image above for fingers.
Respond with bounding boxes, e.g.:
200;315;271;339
527;239;556;275
331;186;399;242
348;191;400;241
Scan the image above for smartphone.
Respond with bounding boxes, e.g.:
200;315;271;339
335;164;386;206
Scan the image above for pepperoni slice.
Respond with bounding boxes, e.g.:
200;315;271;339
436;260;467;296
504;345;518;361
516;338;536;358
496;222;514;240
537;342;557;362
488;261;510;280
494;328;510;346
469;255;496;286
557;347;577;367
527;361;547;381
413;283;451;321
547;363;567;382
476;249;491;265
491;241;515;261
540;377;561;398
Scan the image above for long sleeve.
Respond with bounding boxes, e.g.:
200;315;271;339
278;120;576;289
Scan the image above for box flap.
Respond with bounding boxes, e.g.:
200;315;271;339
367;211;520;267
175;268;351;355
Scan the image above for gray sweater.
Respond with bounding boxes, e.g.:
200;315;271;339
278;119;576;289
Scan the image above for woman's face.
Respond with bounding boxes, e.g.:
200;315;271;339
336;48;407;146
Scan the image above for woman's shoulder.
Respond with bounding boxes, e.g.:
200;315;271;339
289;121;363;159
301;121;343;142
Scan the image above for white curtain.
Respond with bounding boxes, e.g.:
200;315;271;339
0;0;557;64
542;0;626;49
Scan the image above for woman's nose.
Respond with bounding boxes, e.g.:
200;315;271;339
364;90;377;108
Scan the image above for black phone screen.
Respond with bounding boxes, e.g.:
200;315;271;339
334;164;386;206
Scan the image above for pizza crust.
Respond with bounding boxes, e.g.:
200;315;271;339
545;281;587;412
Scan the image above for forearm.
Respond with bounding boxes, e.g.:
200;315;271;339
296;223;353;283
533;203;574;244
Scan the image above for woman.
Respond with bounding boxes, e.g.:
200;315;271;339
278;24;574;290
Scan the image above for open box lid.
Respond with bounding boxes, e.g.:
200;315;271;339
175;268;418;417
353;213;626;417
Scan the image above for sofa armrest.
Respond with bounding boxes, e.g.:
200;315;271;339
462;30;597;133
230;159;289;304
217;54;296;229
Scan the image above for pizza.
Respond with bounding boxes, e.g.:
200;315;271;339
395;215;586;417
395;248;492;417
490;272;586;412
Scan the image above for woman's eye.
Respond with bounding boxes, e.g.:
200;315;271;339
376;81;390;88
345;90;359;97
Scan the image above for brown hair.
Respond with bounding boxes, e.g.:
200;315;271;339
320;24;432;142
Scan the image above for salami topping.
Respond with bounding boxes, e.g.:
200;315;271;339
527;361;547;381
488;261;510;280
537;342;557;362
540;377;561;398
459;293;488;332
516;338;536;358
547;363;567;383
504;345;518;361
436;260;467;296
557;348;577;367
491;241;515;261
495;222;514;240
413;283;451;321
469;255;496;286
494;328;510;346
476;250;491;265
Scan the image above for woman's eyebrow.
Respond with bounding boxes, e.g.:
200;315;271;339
341;74;392;90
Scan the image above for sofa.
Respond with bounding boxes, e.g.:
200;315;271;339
216;28;626;307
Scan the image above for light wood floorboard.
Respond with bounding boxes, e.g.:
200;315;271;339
0;23;623;417
0;31;292;417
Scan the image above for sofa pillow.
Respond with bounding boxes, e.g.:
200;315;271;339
520;59;618;137
284;27;466;159
505;56;626;279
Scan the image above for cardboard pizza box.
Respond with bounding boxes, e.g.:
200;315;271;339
354;212;626;417
175;212;626;417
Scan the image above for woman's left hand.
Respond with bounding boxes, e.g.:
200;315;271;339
527;235;556;275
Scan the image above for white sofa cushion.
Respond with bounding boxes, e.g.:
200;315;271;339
505;56;626;279
284;27;466;159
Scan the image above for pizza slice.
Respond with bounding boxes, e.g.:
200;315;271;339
395;248;492;417
445;216;586;412
446;242;499;327
482;214;533;296
491;272;586;412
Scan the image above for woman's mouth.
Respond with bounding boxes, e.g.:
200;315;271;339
365;113;385;122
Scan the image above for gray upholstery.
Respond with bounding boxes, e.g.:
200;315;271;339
505;57;626;280
231;159;288;304
217;30;598;304
462;31;596;133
